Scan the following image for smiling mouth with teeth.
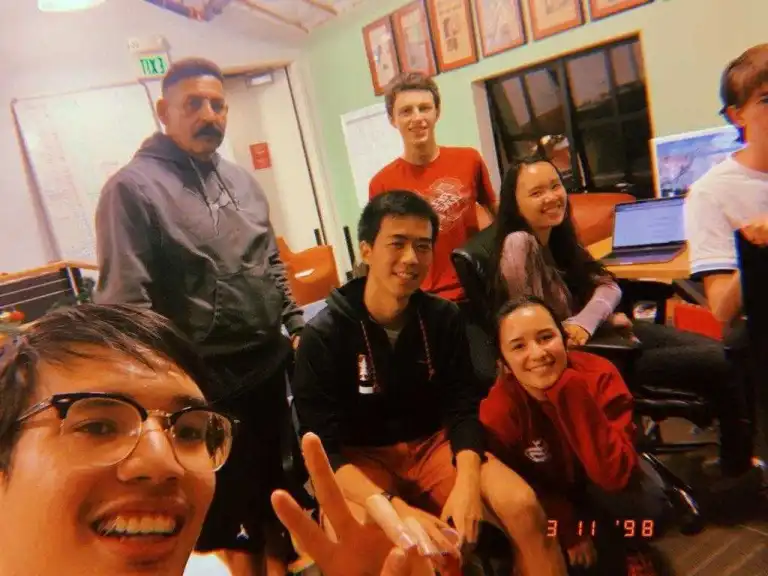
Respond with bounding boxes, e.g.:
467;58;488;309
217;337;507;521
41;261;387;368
94;515;181;538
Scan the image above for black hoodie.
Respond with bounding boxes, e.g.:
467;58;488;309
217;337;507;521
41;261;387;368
292;278;485;471
94;132;303;371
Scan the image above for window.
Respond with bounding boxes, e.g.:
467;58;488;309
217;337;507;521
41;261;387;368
487;37;653;198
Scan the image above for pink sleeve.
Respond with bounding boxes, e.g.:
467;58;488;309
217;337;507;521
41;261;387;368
565;281;621;335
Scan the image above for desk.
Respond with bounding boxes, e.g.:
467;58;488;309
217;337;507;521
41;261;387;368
587;237;690;282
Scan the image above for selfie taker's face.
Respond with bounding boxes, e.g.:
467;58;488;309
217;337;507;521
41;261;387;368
0;348;215;576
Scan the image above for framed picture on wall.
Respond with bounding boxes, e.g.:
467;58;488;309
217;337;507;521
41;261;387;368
473;0;526;57
392;0;438;76
425;0;478;72
587;0;653;21
362;16;401;95
526;0;584;40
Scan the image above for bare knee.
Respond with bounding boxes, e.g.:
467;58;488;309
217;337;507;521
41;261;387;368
494;484;548;538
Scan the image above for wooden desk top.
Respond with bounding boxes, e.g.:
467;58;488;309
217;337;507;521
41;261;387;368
587;237;690;282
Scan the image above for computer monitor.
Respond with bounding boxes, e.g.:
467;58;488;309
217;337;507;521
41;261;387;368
612;197;686;249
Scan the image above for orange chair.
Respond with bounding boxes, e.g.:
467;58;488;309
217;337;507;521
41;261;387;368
672;301;724;341
568;192;636;246
276;237;340;306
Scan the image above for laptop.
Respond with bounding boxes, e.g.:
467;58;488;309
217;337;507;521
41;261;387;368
601;197;686;266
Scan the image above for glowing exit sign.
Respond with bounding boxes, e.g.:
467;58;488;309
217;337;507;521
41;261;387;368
137;53;170;78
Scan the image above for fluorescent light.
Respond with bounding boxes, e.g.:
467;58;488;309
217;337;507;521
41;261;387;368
38;0;107;11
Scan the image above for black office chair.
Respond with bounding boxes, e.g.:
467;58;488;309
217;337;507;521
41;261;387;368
735;231;768;467
451;228;712;534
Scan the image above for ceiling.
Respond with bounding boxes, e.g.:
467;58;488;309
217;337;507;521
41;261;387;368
157;0;368;35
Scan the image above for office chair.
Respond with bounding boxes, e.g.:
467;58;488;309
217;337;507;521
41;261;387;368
735;231;768;467
451;228;713;534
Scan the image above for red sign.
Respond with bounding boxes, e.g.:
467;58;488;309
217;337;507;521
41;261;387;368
249;142;272;170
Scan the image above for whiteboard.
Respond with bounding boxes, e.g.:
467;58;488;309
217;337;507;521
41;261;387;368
13;84;158;263
341;103;403;208
144;80;237;163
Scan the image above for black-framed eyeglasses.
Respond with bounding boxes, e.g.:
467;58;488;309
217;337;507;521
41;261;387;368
16;392;238;472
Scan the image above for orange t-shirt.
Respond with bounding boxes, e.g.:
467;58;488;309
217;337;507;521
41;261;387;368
369;146;496;301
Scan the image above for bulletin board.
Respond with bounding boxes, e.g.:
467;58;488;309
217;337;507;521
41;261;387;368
13;83;159;262
340;102;403;209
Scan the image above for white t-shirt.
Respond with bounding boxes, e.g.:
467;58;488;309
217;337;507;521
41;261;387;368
684;156;768;278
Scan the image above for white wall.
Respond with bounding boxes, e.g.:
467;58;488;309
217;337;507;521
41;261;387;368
0;0;300;273
224;71;323;252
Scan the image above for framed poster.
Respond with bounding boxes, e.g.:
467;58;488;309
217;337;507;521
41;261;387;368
526;0;584;40
651;125;743;198
588;0;653;20
473;0;526;57
393;0;438;76
362;16;401;95
426;0;478;72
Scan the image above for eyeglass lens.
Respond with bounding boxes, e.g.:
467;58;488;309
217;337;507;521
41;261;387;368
60;397;232;472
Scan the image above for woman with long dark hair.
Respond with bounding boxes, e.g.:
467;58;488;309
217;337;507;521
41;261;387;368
489;155;758;486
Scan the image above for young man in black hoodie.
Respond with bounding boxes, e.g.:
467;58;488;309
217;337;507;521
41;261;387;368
93;58;303;575
292;191;567;576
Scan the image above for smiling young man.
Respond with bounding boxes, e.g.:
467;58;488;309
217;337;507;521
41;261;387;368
292;191;567;576
369;73;496;302
0;305;236;576
94;58;304;574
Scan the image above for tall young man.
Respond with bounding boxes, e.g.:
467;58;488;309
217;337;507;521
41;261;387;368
684;44;768;469
292;191;567;576
94;58;303;575
369;73;496;302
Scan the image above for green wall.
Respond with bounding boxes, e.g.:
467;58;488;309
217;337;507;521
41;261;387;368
303;0;766;235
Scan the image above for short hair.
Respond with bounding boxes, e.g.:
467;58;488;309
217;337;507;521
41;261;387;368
384;72;441;118
162;57;224;95
0;304;222;472
358;190;439;245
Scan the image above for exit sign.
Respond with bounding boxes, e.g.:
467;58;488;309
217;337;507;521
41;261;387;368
137;53;170;78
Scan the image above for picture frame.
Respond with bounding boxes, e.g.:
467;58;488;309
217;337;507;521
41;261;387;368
526;0;584;41
362;15;401;96
392;0;438;76
587;0;653;21
473;0;526;57
425;0;478;73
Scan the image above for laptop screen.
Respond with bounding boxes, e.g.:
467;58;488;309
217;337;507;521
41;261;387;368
612;197;685;249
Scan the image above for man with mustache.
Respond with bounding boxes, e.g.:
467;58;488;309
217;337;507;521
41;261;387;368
94;58;304;576
369;72;497;302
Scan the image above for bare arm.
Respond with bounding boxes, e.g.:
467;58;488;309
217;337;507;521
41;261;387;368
703;271;742;324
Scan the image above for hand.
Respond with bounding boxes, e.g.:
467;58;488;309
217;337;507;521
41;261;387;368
567;537;597;568
607;313;638;342
740;216;768;246
271;433;435;576
391;498;462;564
563;323;590;347
291;334;301;350
440;473;483;549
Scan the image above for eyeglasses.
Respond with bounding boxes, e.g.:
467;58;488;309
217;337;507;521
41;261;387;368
16;392;238;472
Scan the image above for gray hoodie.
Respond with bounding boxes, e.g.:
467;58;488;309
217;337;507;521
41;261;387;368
94;132;304;358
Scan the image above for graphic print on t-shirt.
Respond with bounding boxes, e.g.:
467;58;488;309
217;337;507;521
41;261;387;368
525;439;552;463
424;177;472;233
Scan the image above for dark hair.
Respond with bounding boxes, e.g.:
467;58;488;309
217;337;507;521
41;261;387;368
0;304;221;471
490;155;612;313
358;190;439;245
720;44;768;142
384;72;441;118
496;295;568;343
162;57;224;95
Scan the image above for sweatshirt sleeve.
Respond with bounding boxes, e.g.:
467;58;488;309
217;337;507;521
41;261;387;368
291;324;347;471
441;308;486;458
543;363;637;491
94;177;156;307
474;149;497;212
565;281;622;335
265;226;305;336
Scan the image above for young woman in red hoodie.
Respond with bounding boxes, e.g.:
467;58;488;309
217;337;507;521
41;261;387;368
480;296;671;576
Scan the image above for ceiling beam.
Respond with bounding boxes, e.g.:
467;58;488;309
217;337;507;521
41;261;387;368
300;0;337;15
236;0;309;32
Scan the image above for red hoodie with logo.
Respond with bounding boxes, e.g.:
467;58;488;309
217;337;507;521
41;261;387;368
479;351;638;548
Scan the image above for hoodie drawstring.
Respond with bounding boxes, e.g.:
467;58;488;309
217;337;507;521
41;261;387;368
359;311;435;392
188;158;240;232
